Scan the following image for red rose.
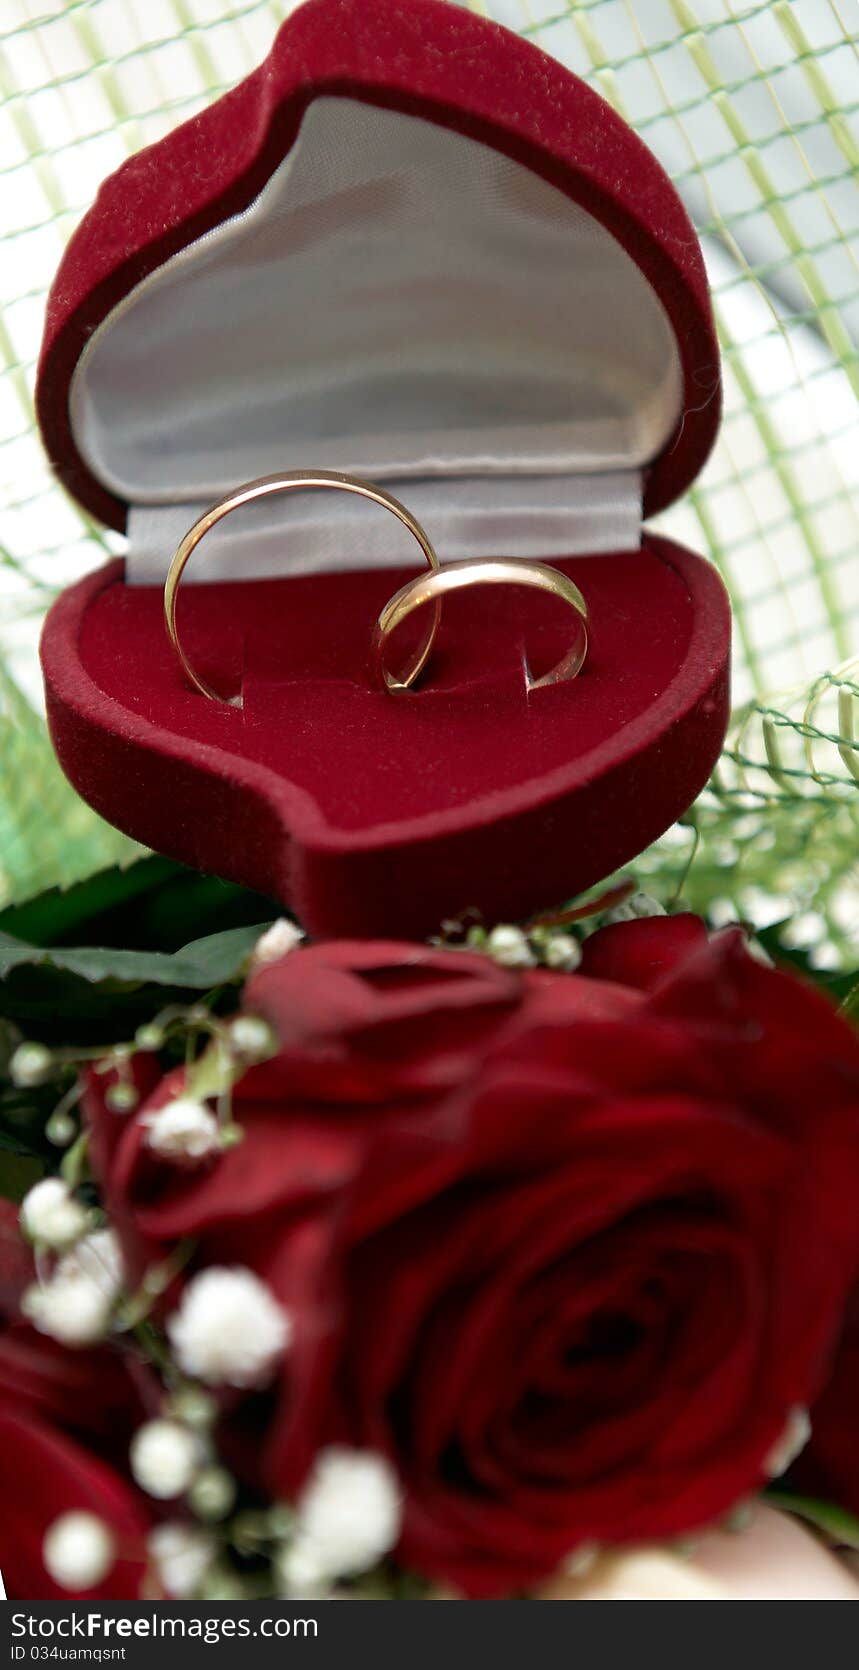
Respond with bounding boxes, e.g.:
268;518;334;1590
87;923;859;1597
87;942;529;1274
794;1288;859;1518
0;1203;151;1599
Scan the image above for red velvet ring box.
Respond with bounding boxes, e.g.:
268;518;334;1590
38;0;729;939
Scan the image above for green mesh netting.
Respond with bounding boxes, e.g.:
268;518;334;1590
1;0;856;958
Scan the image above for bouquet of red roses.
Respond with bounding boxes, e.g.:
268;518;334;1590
2;900;859;1600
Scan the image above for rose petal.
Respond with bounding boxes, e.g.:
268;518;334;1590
0;1411;150;1600
579;915;708;992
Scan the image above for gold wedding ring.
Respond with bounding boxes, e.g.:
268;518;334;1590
164;470;441;705
370;558;589;694
164;473;589;703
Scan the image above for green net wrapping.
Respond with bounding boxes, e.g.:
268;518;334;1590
1;0;856;960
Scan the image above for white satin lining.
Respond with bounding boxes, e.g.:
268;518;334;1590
70;98;682;583
127;471;642;585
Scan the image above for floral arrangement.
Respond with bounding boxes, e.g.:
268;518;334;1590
1;860;858;1601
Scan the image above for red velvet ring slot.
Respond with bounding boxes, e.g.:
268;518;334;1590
41;536;729;938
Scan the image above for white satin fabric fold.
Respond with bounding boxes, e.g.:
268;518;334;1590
126;470;641;584
68;97;681;581
71;98;681;583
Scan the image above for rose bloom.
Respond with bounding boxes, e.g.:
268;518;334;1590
85;918;859;1598
794;1285;859;1520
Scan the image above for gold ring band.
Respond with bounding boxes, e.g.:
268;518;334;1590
371;557;589;694
164;469;441;705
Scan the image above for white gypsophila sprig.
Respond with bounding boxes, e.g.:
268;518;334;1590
9;1041;54;1088
147;1523;215;1598
251;919;304;968
43;1513;115;1591
60;1229;124;1297
484;925;536;969
20;1178;89;1250
141;1097;221;1165
22;1230;124;1346
167;1267;291;1388
130;1420;201;1500
536;931;582;971
278;1448;402;1595
188;1466;236;1522
228;1015;277;1061
23;1275;110;1346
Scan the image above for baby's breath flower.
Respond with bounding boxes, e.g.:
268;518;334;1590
20;1178;89;1250
166;1387;217;1430
105;1081;139;1113
10;1041;53;1088
484;924;535;970
43;1513;114;1591
251;918;304;968
148;1522;214;1598
130;1420;200;1500
22;1230;124;1347
62;1229;124;1298
141;1097;220;1164
229;1015;277;1060
167;1267;290;1388
23;1275;112;1347
188;1466;236;1522
541;932;582;972
279;1448;402;1595
135;1023;165;1051
277;1540;329;1599
45;1110;76;1147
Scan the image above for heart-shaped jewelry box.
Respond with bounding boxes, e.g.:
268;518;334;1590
38;0;729;938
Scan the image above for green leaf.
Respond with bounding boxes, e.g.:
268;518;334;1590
155;924;275;988
0;856;180;947
0;855;279;955
0;858;286;1042
768;1490;859;1552
0;922;275;1045
0;922;270;989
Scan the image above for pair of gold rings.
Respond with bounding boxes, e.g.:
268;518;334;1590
163;470;589;704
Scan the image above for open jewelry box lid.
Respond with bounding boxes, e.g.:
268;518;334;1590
37;0;730;937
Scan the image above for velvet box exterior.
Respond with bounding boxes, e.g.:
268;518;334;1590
37;0;729;938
